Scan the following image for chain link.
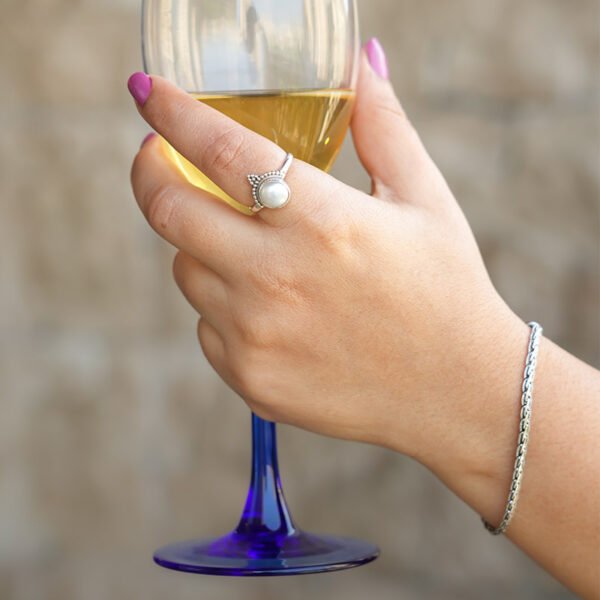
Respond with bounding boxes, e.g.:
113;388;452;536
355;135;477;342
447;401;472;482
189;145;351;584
483;321;543;535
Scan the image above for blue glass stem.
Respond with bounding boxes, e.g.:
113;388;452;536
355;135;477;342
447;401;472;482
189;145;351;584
235;414;296;538
153;412;380;574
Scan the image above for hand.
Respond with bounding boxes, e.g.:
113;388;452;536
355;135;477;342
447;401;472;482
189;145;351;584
130;43;600;599
129;54;525;464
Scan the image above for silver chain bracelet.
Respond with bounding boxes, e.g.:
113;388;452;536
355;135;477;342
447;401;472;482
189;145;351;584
483;321;543;535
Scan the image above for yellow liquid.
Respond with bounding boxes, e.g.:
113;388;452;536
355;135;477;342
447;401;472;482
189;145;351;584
165;90;355;213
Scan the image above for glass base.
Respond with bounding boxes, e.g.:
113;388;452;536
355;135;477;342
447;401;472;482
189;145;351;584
154;530;379;576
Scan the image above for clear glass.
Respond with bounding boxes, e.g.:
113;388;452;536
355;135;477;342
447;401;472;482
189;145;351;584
143;0;359;92
142;0;379;576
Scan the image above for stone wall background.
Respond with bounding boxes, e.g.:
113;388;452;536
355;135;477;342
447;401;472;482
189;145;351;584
1;1;598;599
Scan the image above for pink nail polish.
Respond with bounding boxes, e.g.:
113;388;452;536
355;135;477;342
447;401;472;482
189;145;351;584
127;72;152;106
140;132;157;148
365;38;389;80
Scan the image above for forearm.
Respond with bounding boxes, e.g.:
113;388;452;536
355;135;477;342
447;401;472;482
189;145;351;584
411;310;600;598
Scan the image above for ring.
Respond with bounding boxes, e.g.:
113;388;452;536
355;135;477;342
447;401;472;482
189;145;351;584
247;153;294;213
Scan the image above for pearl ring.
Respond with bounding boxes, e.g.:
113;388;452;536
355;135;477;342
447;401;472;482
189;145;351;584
247;153;293;213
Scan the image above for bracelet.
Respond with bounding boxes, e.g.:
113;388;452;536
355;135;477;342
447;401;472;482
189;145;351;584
483;321;543;535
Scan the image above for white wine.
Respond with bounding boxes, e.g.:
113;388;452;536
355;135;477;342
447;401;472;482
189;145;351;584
165;89;355;213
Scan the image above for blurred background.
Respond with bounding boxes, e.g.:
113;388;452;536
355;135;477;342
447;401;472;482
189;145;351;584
1;0;598;599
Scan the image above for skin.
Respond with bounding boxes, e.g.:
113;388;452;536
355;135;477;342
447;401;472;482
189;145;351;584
130;56;600;598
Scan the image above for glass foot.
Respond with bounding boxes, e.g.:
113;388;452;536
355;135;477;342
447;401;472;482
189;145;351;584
154;530;379;576
154;416;379;576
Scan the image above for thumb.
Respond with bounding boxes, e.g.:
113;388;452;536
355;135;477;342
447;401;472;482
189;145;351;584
352;38;429;201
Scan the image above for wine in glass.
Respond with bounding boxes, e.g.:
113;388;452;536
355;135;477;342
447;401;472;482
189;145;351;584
142;0;379;576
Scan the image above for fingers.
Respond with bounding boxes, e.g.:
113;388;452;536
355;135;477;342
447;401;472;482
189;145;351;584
173;251;230;332
197;317;227;374
129;73;336;228
131;134;261;277
197;318;249;403
352;42;431;203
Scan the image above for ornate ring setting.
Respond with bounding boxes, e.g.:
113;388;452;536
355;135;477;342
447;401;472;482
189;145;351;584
247;153;294;213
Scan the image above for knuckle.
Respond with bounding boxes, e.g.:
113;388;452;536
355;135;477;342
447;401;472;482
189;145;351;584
231;268;302;349
202;127;247;173
232;349;270;399
314;209;363;262
197;319;223;369
152;96;188;132
172;251;190;287
353;95;408;131
146;184;182;232
229;353;253;394
246;250;306;306
358;97;420;144
236;312;277;350
254;269;303;306
374;99;408;123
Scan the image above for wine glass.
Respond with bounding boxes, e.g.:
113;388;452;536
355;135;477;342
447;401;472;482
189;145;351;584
142;0;379;576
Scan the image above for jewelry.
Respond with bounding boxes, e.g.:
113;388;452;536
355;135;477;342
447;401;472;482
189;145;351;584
483;321;543;535
247;153;294;213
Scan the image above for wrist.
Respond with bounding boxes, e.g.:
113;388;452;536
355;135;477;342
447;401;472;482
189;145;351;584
399;300;531;523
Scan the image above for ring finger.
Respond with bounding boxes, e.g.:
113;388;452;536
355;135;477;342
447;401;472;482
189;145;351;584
131;74;337;228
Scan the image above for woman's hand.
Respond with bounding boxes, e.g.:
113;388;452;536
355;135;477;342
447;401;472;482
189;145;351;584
129;54;525;463
129;44;600;597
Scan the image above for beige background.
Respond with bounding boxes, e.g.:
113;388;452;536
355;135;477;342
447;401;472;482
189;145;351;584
1;0;598;599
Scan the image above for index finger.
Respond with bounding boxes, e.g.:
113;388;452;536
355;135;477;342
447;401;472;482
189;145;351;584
128;73;334;228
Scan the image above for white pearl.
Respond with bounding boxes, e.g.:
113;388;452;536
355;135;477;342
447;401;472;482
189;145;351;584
258;180;290;209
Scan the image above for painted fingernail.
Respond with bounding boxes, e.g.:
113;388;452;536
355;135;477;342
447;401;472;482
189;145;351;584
140;132;157;148
365;38;389;80
127;72;152;106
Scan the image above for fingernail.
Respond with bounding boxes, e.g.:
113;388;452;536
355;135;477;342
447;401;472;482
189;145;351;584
365;38;389;80
127;72;152;106
140;132;157;148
